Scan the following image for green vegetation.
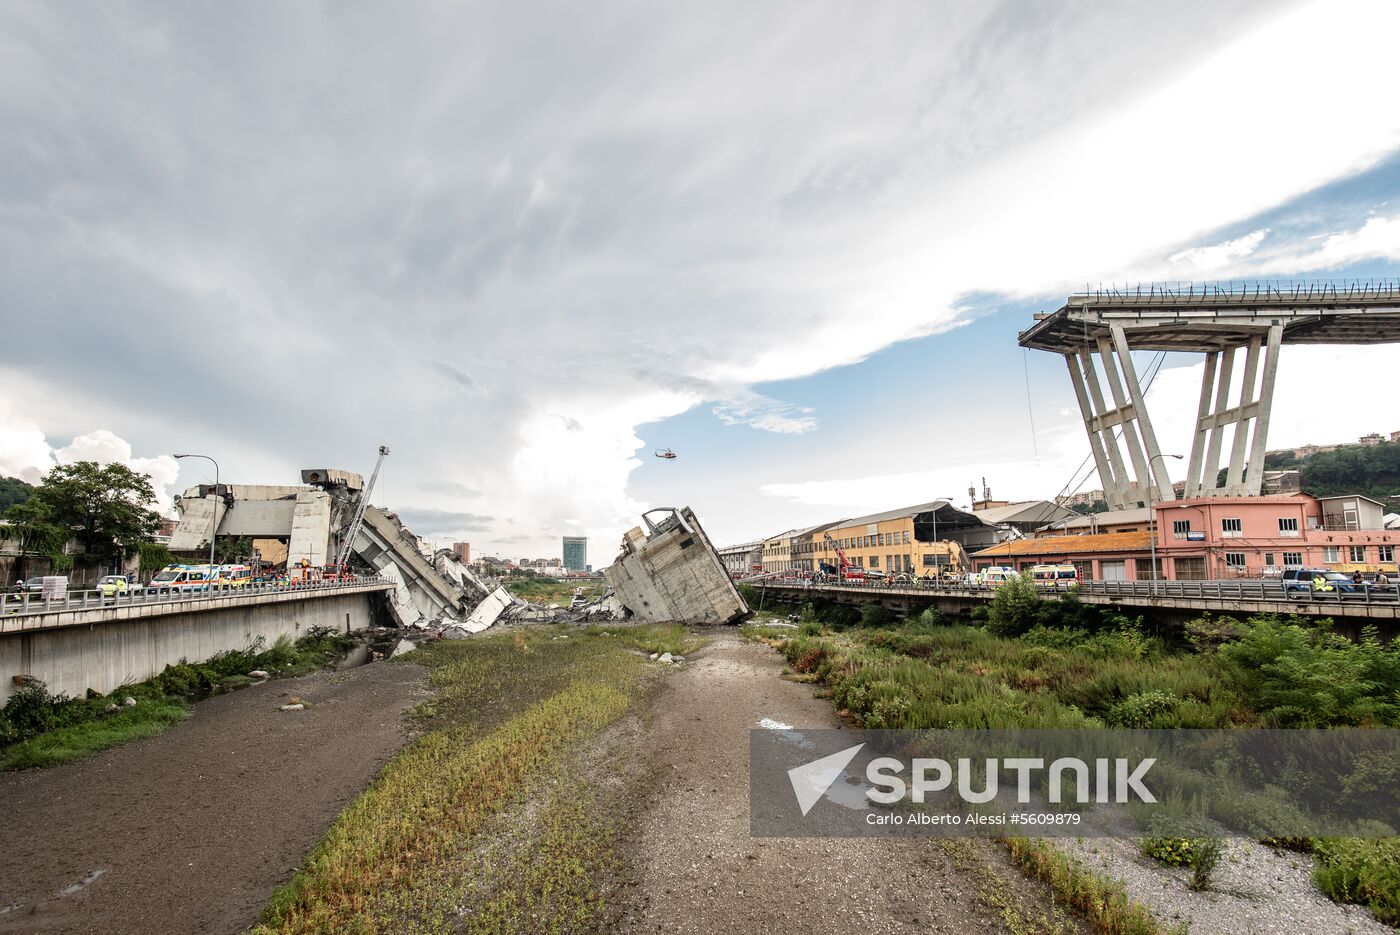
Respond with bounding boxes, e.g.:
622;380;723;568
1139;814;1225;891
0;626;357;770
5;461;161;565
1312;838;1400;926
501;570;607;606
1268;439;1400;512
0;475;33;512
139;541;179;574
758;597;1400;927
1005;837;1179;935
257;624;687;933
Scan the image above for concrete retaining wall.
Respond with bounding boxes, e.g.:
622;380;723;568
0;592;378;703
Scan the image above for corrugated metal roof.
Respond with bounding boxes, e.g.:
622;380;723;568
971;530;1152;558
973;500;1075;526
827;500;985;530
1054;507;1151;530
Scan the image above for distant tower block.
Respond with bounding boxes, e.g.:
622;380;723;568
1021;282;1400;507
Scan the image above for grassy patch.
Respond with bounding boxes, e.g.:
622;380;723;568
257;626;658;933
0;699;190;770
585;622;705;657
762;611;1400;928
1312;838;1400;926
1005;837;1179;935
1;625;359;770
502;575;607;606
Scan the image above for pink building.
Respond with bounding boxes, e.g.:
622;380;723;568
1153;493;1398;579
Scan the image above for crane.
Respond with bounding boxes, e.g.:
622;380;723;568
821;531;856;579
335;445;390;570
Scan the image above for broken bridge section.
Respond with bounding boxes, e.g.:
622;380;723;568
167;468;519;632
604;506;750;625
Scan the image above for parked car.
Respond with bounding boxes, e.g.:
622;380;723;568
1282;568;1365;601
98;575;142;596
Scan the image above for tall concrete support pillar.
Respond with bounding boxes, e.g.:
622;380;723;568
287;491;333;567
1063;334;1172;508
1182;324;1282;498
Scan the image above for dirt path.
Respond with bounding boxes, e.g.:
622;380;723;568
618;629;1078;934
0;660;426;935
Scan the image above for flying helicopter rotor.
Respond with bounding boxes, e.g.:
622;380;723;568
654;448;677;460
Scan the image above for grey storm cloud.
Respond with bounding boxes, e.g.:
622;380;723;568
390;509;494;535
0;0;1290;556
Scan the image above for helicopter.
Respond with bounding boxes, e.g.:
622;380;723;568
654;448;678;460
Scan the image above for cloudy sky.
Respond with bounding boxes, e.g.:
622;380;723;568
4;0;1400;565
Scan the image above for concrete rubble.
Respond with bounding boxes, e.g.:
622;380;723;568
166;466;540;636
603;507;750;625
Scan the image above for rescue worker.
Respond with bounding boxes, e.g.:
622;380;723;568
1352;570;1364;585
1312;574;1333;595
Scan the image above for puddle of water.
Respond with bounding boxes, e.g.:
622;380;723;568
759;721;872;811
59;869;105;897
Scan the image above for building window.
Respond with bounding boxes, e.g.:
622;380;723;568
1324;546;1341;563
903;531;911;544
1135;558;1162;580
1172;519;1191;538
1278;517;1299;536
1380;545;1395;563
869;555;879;568
1225;552;1247;568
1221;518;1242;538
1175;557;1207;580
1349;546;1366;563
1263;553;1275;567
1283;552;1303;566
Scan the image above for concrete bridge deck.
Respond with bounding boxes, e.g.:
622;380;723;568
1;578;396;702
751;578;1400;626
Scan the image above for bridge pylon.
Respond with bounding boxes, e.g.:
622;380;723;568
1022;281;1400;505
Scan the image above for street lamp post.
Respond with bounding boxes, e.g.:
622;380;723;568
930;495;958;584
173;454;219;571
1146;454;1185;596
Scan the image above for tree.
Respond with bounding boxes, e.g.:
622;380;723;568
986;571;1042;636
0;476;33;512
5;462;161;565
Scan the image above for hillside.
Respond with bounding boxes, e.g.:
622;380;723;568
1269;440;1400;512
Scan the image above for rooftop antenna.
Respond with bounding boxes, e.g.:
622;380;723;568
982;476;991;502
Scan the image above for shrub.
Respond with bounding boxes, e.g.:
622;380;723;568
1140;813;1225;891
1;683;66;744
1313;838;1400;926
858;602;897;629
1218;618;1400;726
986;572;1041;636
1107;691;1180;728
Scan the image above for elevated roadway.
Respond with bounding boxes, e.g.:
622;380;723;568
752;578;1400;630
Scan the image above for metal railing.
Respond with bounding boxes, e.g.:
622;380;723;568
759;576;1400;605
2;575;392;619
